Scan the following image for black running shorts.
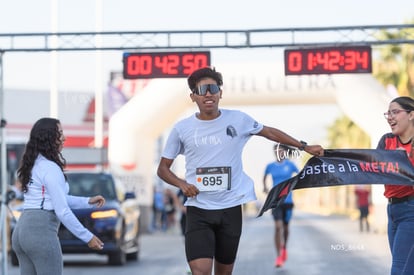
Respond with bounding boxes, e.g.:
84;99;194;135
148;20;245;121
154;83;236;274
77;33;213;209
185;205;242;264
271;203;294;224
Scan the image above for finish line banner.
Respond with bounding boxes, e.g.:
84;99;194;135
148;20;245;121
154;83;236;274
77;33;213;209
258;149;414;217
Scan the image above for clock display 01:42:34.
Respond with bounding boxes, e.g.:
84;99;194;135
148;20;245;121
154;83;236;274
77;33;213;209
284;46;372;75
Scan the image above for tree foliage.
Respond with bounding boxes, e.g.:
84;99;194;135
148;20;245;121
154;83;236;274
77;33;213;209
326;116;371;149
309;22;414;215
327;19;414;149
373;19;414;97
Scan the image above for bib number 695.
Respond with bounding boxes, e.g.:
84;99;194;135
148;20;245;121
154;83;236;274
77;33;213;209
203;176;223;186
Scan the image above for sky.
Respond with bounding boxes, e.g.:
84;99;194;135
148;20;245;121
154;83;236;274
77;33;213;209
0;0;413;91
0;0;413;183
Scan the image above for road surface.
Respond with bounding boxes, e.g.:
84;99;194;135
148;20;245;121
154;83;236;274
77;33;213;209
6;210;391;275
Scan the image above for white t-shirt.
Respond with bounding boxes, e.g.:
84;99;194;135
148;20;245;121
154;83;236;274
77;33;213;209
23;154;93;243
162;109;263;210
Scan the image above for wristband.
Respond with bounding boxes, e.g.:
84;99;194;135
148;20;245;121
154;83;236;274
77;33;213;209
298;140;307;151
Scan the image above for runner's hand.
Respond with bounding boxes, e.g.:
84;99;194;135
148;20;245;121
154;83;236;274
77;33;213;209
304;145;324;157
181;183;199;198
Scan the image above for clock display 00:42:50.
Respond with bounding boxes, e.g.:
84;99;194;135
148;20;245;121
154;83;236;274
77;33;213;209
123;51;210;79
284;46;372;75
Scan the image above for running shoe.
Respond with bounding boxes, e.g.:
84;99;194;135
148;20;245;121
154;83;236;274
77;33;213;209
275;256;284;268
281;247;288;261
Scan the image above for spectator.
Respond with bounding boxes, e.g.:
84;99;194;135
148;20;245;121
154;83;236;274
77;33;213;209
11;117;105;275
378;96;414;274
354;185;371;232
152;186;166;231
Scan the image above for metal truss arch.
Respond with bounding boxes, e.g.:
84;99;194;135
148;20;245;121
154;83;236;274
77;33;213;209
0;24;413;52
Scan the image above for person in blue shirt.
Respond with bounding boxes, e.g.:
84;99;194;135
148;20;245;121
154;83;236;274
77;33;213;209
263;143;299;268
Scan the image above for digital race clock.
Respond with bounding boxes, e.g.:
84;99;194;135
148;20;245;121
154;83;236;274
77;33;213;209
123;51;211;79
284;46;372;75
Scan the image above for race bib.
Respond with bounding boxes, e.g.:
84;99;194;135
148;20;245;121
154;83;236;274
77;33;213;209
195;166;231;192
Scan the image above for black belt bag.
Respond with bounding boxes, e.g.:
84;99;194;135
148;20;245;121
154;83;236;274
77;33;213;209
388;195;414;204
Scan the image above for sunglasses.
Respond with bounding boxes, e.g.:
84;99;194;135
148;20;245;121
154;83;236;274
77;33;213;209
193;84;221;96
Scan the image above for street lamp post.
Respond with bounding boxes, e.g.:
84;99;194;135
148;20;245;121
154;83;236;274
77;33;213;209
0;51;9;275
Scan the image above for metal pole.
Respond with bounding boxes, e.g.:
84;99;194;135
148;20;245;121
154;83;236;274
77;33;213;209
0;50;9;274
50;0;58;118
94;0;104;150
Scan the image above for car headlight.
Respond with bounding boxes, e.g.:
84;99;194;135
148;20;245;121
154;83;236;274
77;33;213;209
90;209;118;219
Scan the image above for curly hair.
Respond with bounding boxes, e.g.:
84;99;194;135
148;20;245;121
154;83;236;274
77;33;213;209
17;117;66;192
187;67;223;92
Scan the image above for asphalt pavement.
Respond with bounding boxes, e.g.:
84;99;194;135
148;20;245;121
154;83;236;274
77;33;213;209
5;210;391;275
234;210;390;274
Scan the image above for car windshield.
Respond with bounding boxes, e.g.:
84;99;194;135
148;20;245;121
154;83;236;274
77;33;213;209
66;173;117;200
